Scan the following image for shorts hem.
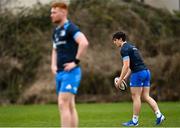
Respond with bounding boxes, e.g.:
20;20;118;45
130;85;150;87
57;91;77;95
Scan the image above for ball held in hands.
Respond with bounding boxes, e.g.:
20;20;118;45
114;77;127;91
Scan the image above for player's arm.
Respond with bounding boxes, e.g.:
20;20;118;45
116;57;130;87
124;68;131;81
75;32;89;60
64;32;89;71
51;48;57;75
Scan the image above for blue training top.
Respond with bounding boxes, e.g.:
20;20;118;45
120;42;147;73
52;20;81;71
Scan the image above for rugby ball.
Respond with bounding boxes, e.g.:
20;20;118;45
114;77;127;91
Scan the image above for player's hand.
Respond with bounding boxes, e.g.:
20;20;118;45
51;65;57;75
114;77;121;89
123;77;128;82
64;62;77;71
115;79;122;89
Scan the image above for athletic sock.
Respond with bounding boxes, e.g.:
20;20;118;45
132;115;139;123
155;110;162;118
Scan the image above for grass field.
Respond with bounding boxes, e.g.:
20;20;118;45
0;102;180;127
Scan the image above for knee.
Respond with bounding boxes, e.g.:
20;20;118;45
131;93;141;101
142;94;150;101
69;102;75;109
58;98;69;109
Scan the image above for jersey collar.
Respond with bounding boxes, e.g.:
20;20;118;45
121;41;127;47
56;20;69;30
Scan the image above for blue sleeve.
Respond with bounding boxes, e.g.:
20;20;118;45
121;48;129;61
68;24;81;40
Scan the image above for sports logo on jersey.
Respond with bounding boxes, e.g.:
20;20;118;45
60;30;66;36
55;38;59;42
133;47;138;50
55;34;59;42
56;41;67;45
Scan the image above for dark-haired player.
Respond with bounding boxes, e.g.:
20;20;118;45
112;31;165;126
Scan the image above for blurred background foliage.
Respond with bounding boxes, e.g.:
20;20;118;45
0;0;180;104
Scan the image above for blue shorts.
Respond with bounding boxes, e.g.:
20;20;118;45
55;66;82;95
130;69;151;87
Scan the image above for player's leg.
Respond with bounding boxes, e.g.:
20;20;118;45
69;67;81;127
122;87;142;126
59;67;81;127
70;94;78;127
131;87;143;116
142;87;165;125
55;72;67;126
58;93;72;127
142;87;160;113
56;72;73;127
122;72;143;126
131;87;143;123
58;92;79;127
141;70;159;112
141;70;165;125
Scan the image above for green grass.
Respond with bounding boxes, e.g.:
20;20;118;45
0;102;180;127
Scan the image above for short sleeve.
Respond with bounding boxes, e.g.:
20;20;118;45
52;41;57;49
68;24;81;40
121;48;129;61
